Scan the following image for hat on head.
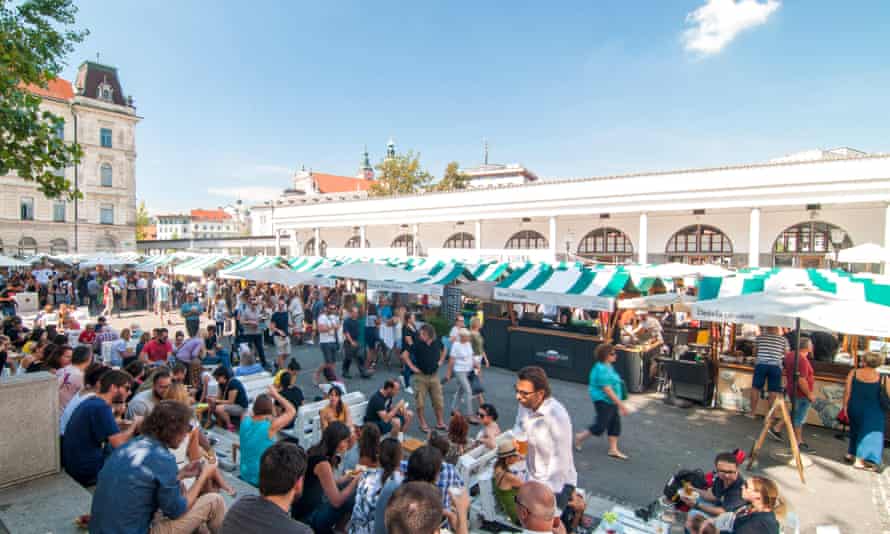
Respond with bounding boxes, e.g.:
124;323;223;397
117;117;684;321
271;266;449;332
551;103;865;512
497;440;519;459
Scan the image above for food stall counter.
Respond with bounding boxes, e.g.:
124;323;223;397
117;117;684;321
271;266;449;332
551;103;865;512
614;340;662;393
504;324;603;385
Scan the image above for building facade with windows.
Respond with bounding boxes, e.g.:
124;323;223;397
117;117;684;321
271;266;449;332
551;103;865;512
258;150;890;268
155;210;240;240
0;61;139;255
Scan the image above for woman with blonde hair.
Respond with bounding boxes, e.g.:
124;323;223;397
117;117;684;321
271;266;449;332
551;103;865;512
728;476;785;533
843;351;889;470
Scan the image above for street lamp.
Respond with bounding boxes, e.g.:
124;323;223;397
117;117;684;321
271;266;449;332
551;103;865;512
829;227;846;268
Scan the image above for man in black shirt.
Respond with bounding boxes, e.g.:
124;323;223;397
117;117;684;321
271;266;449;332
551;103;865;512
342;306;370;379
366;379;414;436
681;451;746;517
404;324;445;432
279;370;304;430
221;441;312;534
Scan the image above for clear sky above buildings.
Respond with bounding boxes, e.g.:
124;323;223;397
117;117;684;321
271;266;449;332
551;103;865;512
65;0;889;213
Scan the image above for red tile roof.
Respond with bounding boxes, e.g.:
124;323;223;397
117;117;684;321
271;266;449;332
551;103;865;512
313;173;373;194
190;209;231;221
23;78;74;101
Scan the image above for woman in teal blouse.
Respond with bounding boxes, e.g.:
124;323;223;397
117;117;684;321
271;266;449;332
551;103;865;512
574;343;629;460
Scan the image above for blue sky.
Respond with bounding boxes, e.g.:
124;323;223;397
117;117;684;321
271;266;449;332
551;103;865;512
64;0;890;213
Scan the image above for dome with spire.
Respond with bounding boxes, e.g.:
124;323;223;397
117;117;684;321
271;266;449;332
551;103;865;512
386;138;396;159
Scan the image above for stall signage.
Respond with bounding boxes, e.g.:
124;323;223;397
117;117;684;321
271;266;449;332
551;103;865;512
534;350;572;368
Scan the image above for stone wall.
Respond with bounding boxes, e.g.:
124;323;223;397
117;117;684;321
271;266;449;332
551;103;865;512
0;373;59;489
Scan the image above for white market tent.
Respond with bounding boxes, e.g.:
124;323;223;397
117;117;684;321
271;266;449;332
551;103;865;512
172;255;232;277
0;255;31;268
837;243;890;264
218;256;288;279
617;292;697;310
493;264;630;311
315;260;471;296
690;290;890;338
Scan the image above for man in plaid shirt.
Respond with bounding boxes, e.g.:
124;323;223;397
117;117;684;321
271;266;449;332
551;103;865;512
399;432;464;509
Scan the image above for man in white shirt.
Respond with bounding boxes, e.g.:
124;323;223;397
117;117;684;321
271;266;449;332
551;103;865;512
314;302;340;383
514;366;577;494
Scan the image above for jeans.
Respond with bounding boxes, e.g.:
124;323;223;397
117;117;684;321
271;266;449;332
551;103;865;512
450;371;473;415
342;343;368;376
243;333;267;367
185;319;200;338
203;349;232;371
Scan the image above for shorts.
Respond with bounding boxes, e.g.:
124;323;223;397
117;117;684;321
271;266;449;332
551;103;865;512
320;342;339;363
790;397;811;428
274;335;291;355
374;414;404;435
223;404;245;418
752;363;783;393
365;327;379;347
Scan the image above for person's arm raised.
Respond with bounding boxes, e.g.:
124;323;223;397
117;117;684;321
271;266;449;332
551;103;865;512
267;386;297;435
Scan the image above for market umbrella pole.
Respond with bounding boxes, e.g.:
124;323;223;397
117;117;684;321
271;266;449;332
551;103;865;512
791;318;801;426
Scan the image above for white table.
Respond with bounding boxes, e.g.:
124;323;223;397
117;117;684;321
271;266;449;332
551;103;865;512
593;505;671;534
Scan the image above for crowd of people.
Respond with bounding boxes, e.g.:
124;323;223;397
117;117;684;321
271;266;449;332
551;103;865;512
0;264;847;534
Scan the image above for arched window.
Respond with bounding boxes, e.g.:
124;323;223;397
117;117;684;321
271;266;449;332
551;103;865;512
50;238;69;255
577;227;633;263
443;232;475;249
665;224;733;264
303;238;327;256
345;236;370;248
100;163;113;187
95;235;118;253
772;221;852;268
18;237;38;256
392;234;420;255
505;230;548;250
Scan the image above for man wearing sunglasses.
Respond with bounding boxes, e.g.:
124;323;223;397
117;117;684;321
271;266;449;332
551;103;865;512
680;451;746;517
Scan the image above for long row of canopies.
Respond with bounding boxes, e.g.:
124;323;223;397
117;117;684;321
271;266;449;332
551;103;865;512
13;247;890;337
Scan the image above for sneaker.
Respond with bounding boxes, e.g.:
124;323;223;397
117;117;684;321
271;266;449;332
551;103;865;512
767;428;783;442
405;386;414;395
398;376;406;388
798;442;813;453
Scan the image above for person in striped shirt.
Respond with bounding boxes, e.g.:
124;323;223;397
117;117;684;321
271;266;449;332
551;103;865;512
748;326;789;418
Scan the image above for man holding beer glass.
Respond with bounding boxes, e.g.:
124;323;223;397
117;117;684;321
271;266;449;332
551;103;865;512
513;366;577;494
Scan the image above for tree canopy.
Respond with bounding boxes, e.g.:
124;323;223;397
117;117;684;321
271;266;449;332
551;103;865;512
135;201;151;240
1;0;88;199
430;161;469;192
369;150;433;197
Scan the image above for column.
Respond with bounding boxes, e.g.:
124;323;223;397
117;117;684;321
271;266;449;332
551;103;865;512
313;227;320;256
549;216;557;261
412;223;419;256
359;226;366;250
274;233;281;255
474;220;482;251
748;208;761;268
638;213;648;264
289;232;298;257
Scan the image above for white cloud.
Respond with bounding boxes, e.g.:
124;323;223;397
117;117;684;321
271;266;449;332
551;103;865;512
683;0;780;56
207;186;283;203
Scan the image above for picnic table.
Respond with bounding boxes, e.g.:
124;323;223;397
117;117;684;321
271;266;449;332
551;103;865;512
593;505;672;534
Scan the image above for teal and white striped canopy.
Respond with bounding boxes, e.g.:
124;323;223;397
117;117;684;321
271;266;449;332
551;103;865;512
493;264;630;311
698;268;890;307
218;256;288;278
172;255;232;277
316;259;471;296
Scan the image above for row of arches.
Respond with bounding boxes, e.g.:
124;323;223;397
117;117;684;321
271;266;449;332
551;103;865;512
305;221;852;265
2;235;119;256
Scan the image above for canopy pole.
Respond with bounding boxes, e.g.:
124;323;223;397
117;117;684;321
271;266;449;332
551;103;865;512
790;318;801;426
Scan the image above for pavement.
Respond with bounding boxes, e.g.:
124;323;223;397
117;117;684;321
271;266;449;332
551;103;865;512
104;309;888;534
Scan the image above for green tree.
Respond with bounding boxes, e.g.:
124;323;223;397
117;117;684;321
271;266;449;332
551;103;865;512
1;0;88;199
430;161;469;192
135;200;151;239
369;150;433;196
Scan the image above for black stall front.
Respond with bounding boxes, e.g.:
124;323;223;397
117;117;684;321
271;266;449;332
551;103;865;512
481;318;602;384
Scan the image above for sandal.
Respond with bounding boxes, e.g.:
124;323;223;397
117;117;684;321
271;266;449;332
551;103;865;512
608;451;629;461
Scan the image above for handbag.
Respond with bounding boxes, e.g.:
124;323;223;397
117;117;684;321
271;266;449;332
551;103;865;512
468;370;485;395
837;407;850;426
880;375;890;412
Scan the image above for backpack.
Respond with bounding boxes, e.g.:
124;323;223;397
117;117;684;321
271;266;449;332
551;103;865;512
662;468;708;502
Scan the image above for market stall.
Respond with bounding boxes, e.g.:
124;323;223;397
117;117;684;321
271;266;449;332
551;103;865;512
692;270;890;428
171;254;233;278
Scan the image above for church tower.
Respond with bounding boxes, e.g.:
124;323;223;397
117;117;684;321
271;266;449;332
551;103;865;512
359;145;374;180
386;138;397;160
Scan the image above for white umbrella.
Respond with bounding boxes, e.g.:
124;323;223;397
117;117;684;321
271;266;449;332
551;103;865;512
618;292;696;311
232;268;335;288
690;289;890;337
837;243;890;264
0;255;30;268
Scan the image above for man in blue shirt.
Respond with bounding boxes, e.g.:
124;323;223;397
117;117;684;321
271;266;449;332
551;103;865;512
62;370;136;487
90;401;226;533
180;292;203;338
